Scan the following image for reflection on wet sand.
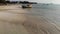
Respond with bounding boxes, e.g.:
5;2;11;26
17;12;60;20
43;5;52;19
22;8;60;34
0;5;60;34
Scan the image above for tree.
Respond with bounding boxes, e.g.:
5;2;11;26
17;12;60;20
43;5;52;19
0;0;6;3
0;0;7;5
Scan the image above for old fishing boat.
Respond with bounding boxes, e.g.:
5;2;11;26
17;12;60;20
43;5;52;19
20;1;37;8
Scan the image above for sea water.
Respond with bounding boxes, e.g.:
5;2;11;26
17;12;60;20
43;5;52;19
26;3;60;27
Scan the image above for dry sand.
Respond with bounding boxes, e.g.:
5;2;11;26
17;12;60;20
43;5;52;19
0;5;29;34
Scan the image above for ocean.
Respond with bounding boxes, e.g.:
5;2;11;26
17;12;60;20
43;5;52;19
22;4;60;34
32;3;60;9
25;3;60;27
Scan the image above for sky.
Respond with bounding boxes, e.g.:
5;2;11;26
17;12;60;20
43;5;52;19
9;0;60;4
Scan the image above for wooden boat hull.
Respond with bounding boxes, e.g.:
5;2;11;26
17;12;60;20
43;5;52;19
22;4;32;8
22;6;32;8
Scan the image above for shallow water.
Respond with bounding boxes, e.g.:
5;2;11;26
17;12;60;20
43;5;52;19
26;4;60;26
22;4;60;34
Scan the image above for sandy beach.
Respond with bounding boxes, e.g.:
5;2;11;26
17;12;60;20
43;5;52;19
0;5;29;34
0;4;60;34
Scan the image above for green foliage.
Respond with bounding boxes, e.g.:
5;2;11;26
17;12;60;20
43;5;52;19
0;0;5;3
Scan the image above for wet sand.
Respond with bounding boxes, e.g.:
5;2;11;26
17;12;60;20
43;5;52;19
0;4;60;34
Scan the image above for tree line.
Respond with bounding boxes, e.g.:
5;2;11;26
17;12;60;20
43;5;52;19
0;0;37;4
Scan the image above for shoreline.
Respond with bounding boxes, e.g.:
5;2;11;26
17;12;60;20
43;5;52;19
0;4;60;34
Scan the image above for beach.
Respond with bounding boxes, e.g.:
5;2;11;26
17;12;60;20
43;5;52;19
0;5;29;34
0;4;60;34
